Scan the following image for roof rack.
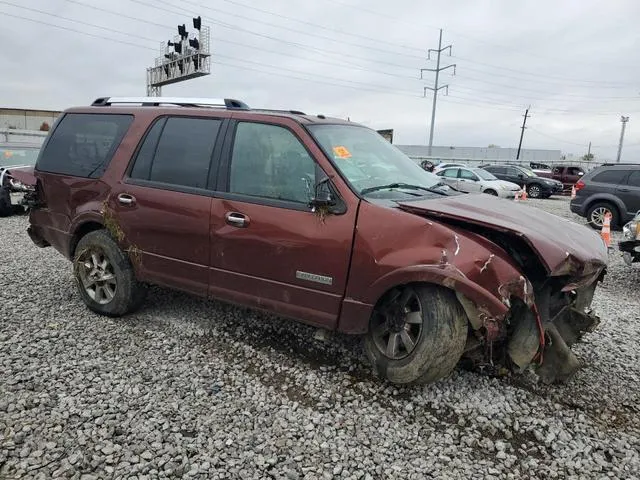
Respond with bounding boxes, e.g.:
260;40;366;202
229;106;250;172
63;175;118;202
601;162;640;166
251;108;306;115
91;96;250;110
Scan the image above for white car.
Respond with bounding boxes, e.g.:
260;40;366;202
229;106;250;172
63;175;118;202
433;162;468;174
435;166;522;198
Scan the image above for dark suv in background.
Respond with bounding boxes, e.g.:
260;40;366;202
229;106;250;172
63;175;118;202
570;163;640;229
481;164;563;198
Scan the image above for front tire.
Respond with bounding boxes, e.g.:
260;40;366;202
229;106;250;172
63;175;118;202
527;183;542;198
586;202;618;230
364;284;468;385
73;229;147;316
484;189;498;196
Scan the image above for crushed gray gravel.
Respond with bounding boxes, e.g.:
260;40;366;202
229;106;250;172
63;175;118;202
1;196;639;479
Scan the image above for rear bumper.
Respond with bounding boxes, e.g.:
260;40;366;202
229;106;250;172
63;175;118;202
569;200;584;216
27;224;51;248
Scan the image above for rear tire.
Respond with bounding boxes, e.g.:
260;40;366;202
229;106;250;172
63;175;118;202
73;229;147;317
0;187;11;217
364;284;468;385
586;201;619;230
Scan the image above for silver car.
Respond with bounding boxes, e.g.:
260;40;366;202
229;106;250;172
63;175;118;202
436;166;522;198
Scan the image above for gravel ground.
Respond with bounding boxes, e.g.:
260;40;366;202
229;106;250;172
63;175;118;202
1;197;639;480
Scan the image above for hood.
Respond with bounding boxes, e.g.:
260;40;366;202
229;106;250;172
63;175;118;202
494;179;521;190
397;194;608;276
1;165;36;187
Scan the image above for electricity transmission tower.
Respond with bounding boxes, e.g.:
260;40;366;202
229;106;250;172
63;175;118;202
421;29;456;156
616;115;629;163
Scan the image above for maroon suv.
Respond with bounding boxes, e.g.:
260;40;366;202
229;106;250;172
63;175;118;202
19;96;608;385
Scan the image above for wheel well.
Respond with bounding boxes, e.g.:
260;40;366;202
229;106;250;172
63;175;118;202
69;221;104;257
484;188;497;194
586;199;620;220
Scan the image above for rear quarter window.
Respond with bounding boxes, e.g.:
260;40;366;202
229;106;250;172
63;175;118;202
590;169;629;185
37;113;133;178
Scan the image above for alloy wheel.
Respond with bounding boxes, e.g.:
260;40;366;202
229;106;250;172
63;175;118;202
371;287;423;360
529;185;541;198
76;249;117;304
590;206;610;228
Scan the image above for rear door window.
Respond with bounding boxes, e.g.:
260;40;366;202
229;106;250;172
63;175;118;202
591;169;629;185
626;170;640;187
37;113;133;178
129;116;222;189
459;169;478;181
441;168;459;178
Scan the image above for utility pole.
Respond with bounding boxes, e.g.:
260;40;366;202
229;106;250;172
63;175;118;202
587;141;591;156
516;106;531;160
421;29;456;156
616;115;629;163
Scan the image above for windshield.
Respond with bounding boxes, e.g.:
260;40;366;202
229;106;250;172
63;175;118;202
307;124;442;196
0;147;40;168
474;168;497;181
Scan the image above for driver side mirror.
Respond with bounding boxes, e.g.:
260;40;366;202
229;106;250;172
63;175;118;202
309;167;346;215
517;173;524;179
311;177;335;209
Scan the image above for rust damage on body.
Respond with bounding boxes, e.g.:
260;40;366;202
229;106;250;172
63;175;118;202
397;200;607;384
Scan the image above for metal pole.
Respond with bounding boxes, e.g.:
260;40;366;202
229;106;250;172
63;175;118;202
516;106;530;160
427;29;443;156
616;116;629;163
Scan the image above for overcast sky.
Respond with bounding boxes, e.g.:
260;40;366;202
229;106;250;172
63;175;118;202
2;0;640;161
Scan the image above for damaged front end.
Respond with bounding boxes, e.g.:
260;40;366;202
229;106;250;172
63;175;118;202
398;195;608;384
456;247;606;384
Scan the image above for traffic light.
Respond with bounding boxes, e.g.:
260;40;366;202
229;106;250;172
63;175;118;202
178;24;188;39
189;38;199;50
193;16;201;30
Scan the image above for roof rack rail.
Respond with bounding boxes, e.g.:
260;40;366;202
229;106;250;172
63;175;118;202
91;96;250;110
601;162;639;166
251;108;306;115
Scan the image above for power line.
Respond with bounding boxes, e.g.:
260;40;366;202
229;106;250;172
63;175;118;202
3;7;639;120
0;0;158;43
0;10;153;50
216;0;426;54
144;0;425;60
128;0;420;71
450;54;638;87
320;0;639;78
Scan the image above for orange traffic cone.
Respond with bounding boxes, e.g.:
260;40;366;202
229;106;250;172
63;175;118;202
601;212;612;248
520;186;527;201
514;190;520;202
571;185;576;199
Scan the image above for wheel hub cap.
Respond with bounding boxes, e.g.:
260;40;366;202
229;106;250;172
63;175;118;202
77;250;117;305
371;287;423;360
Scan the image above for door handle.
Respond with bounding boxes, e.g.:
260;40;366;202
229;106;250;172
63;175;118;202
117;193;136;206
225;212;249;228
618;188;630;192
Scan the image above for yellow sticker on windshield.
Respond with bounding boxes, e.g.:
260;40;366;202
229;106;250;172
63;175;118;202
333;146;352;159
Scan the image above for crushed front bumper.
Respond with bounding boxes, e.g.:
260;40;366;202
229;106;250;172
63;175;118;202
620;240;640;265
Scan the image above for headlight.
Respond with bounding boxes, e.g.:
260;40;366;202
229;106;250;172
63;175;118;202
624;213;640;240
499;184;508;190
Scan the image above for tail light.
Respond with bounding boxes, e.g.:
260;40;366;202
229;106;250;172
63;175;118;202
574;179;585;191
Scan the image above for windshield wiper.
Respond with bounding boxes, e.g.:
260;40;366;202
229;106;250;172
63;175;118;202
361;182;448;196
